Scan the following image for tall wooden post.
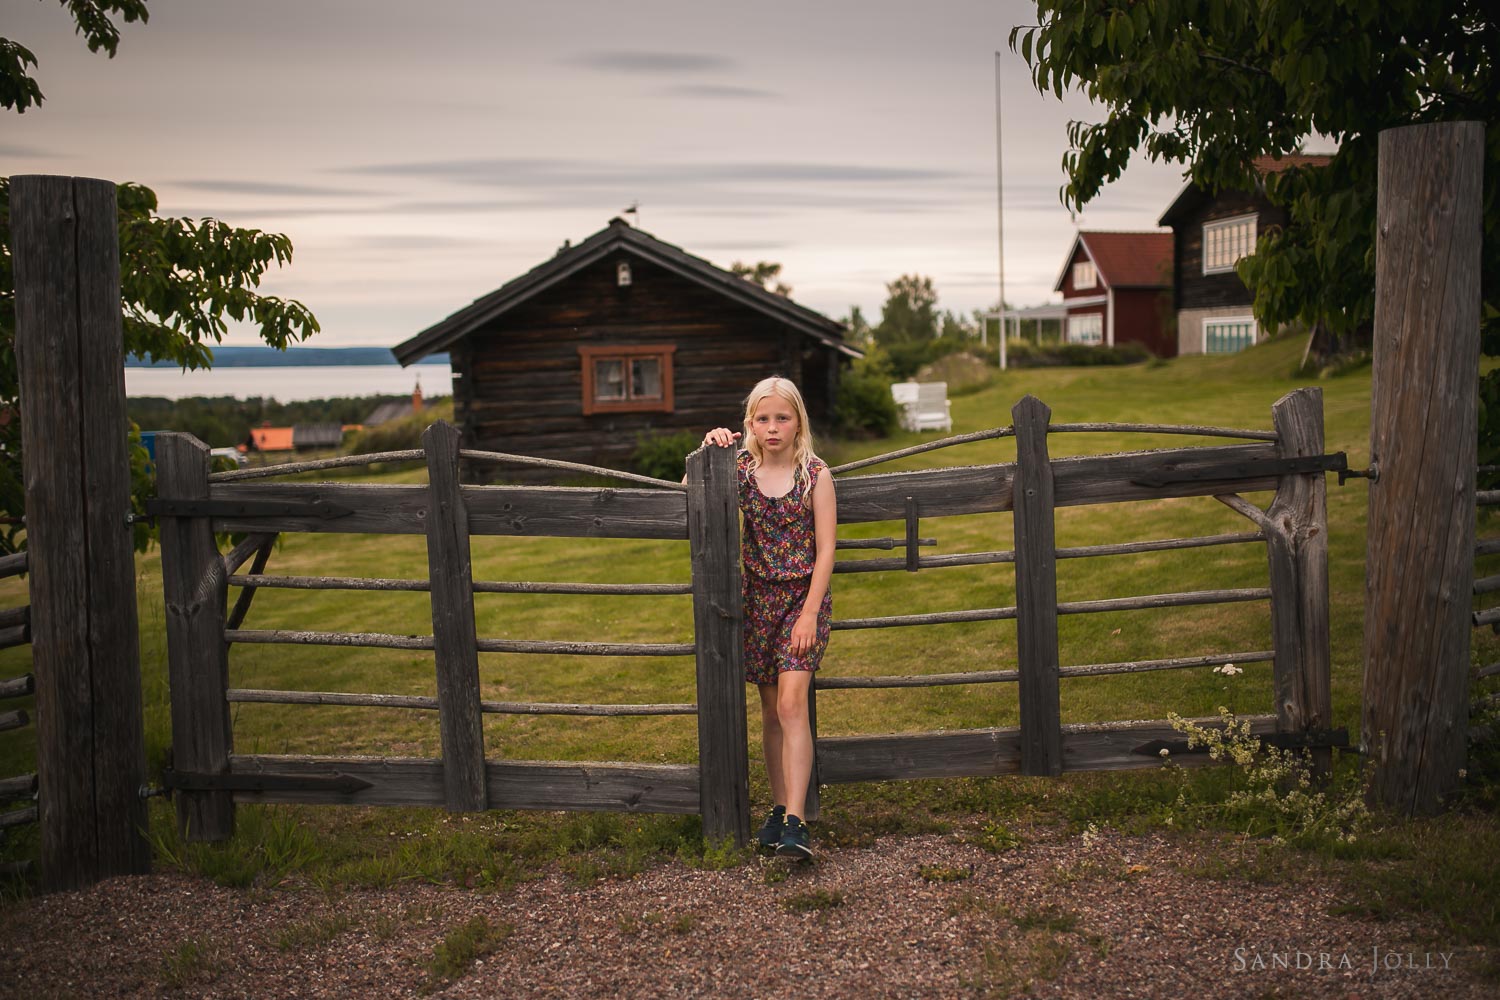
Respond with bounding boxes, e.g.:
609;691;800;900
1012;395;1062;776
1364;121;1484;814
11;175;150;886
1266;388;1333;772
157;433;235;841
422;421;487;811
686;443;749;845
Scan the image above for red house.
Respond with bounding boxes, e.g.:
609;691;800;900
1052;230;1175;357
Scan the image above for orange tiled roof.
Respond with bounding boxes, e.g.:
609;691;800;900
248;426;295;452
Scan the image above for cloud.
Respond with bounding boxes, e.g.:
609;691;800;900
658;83;779;100
342;157;973;189
0;143;56;159
569;50;736;74
173;179;371;197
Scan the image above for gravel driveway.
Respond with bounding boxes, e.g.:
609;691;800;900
1;829;1488;998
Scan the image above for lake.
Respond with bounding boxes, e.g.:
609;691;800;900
124;362;453;401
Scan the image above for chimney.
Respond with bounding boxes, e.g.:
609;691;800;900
413;375;423;415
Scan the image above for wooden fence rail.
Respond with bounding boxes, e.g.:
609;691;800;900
154;390;1338;846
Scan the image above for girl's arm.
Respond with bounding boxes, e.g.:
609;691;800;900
791;469;837;654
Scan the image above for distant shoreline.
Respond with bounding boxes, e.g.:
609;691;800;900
125;346;450;369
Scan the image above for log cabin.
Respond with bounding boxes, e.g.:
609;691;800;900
1158;153;1332;355
393;219;859;479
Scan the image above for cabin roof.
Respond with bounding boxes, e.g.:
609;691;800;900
1157;153;1334;227
1052;230;1173;292
394;218;858;365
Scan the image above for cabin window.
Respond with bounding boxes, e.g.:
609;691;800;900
1204;316;1257;354
1072;260;1097;290
1066;312;1103;345
578;344;676;415
1202;213;1257;274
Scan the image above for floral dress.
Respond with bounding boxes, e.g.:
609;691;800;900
737;450;833;685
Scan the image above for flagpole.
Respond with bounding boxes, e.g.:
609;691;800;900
994;50;1008;370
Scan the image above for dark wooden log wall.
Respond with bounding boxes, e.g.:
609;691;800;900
1113;287;1176;357
453;255;838;478
1172;190;1290;313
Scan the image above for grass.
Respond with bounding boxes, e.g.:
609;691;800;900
424;915;511;992
0;335;1497;954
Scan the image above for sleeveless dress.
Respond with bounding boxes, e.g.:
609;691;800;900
737;450;833;685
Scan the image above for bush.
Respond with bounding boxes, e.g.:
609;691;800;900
834;350;902;439
631;430;702;481
345;399;453;454
1004;339;1152;368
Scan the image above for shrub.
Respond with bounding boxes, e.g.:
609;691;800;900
1004;339;1152;368
346;399;453;454
631;430;702;482
834;346;902;439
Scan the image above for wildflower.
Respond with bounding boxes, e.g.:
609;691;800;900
1214;663;1242;676
1159;748;1170;758
1459;769;1468;779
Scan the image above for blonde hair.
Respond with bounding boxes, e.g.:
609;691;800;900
742;375;818;503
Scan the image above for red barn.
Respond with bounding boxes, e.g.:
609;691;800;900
1052;230;1175;357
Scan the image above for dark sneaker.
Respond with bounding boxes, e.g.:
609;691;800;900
756;805;786;849
776;815;813;861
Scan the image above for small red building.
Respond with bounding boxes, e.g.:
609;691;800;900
1052;230;1175;357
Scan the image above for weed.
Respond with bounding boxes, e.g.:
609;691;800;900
1163;708;1370;849
670;913;697;934
973;932;1071;998
1013;903;1078;933
159;938;221;989
274;913;355;952
423;916;512;992
762;861;789;885
370;911;399;942
969;821;1023;853
617;914;641;936
919;864;971;883
678;836;749;871
948;891;1009;921
782;888;844;912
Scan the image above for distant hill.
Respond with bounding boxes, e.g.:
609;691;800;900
125;347;450;368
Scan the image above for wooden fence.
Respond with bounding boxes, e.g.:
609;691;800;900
152;388;1344;846
0;550;37;872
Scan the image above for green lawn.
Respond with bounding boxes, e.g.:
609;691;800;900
1;336;1496;953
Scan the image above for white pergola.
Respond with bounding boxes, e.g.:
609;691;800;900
985;303;1069;370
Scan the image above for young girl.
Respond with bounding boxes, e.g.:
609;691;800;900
701;376;836;860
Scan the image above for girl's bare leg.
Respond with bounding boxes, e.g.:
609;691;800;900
758;683;785;807
775;670;813;819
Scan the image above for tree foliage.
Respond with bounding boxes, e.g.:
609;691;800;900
0;179;320;552
1;0;150;113
730;259;792;297
1011;0;1497;355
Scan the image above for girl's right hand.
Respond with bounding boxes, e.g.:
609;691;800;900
702;428;741;448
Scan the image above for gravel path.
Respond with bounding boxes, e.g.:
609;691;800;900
1;829;1488;998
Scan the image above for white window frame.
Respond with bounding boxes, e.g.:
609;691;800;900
1201;213;1258;275
1066;312;1103;345
1203;315;1258;354
1071;260;1097;290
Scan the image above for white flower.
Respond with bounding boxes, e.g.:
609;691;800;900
1159;748;1170;758
1214;663;1243;676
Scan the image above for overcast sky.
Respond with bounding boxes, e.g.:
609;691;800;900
6;0;1195;350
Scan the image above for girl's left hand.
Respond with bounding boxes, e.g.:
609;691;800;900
790;612;817;656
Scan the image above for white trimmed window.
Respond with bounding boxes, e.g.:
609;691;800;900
1204;316;1257;354
1067;312;1103;345
1072;259;1097;290
1202;213;1258;274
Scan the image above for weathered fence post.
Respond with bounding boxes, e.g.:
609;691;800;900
1364;121;1484;815
157;433;235;841
422;421;487;811
1012;395;1062;776
1266;388;1333;772
686;444;749;845
11;175;151;887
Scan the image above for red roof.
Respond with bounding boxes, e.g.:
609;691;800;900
1055;231;1173;291
248;426;295;452
1252;153;1333;175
